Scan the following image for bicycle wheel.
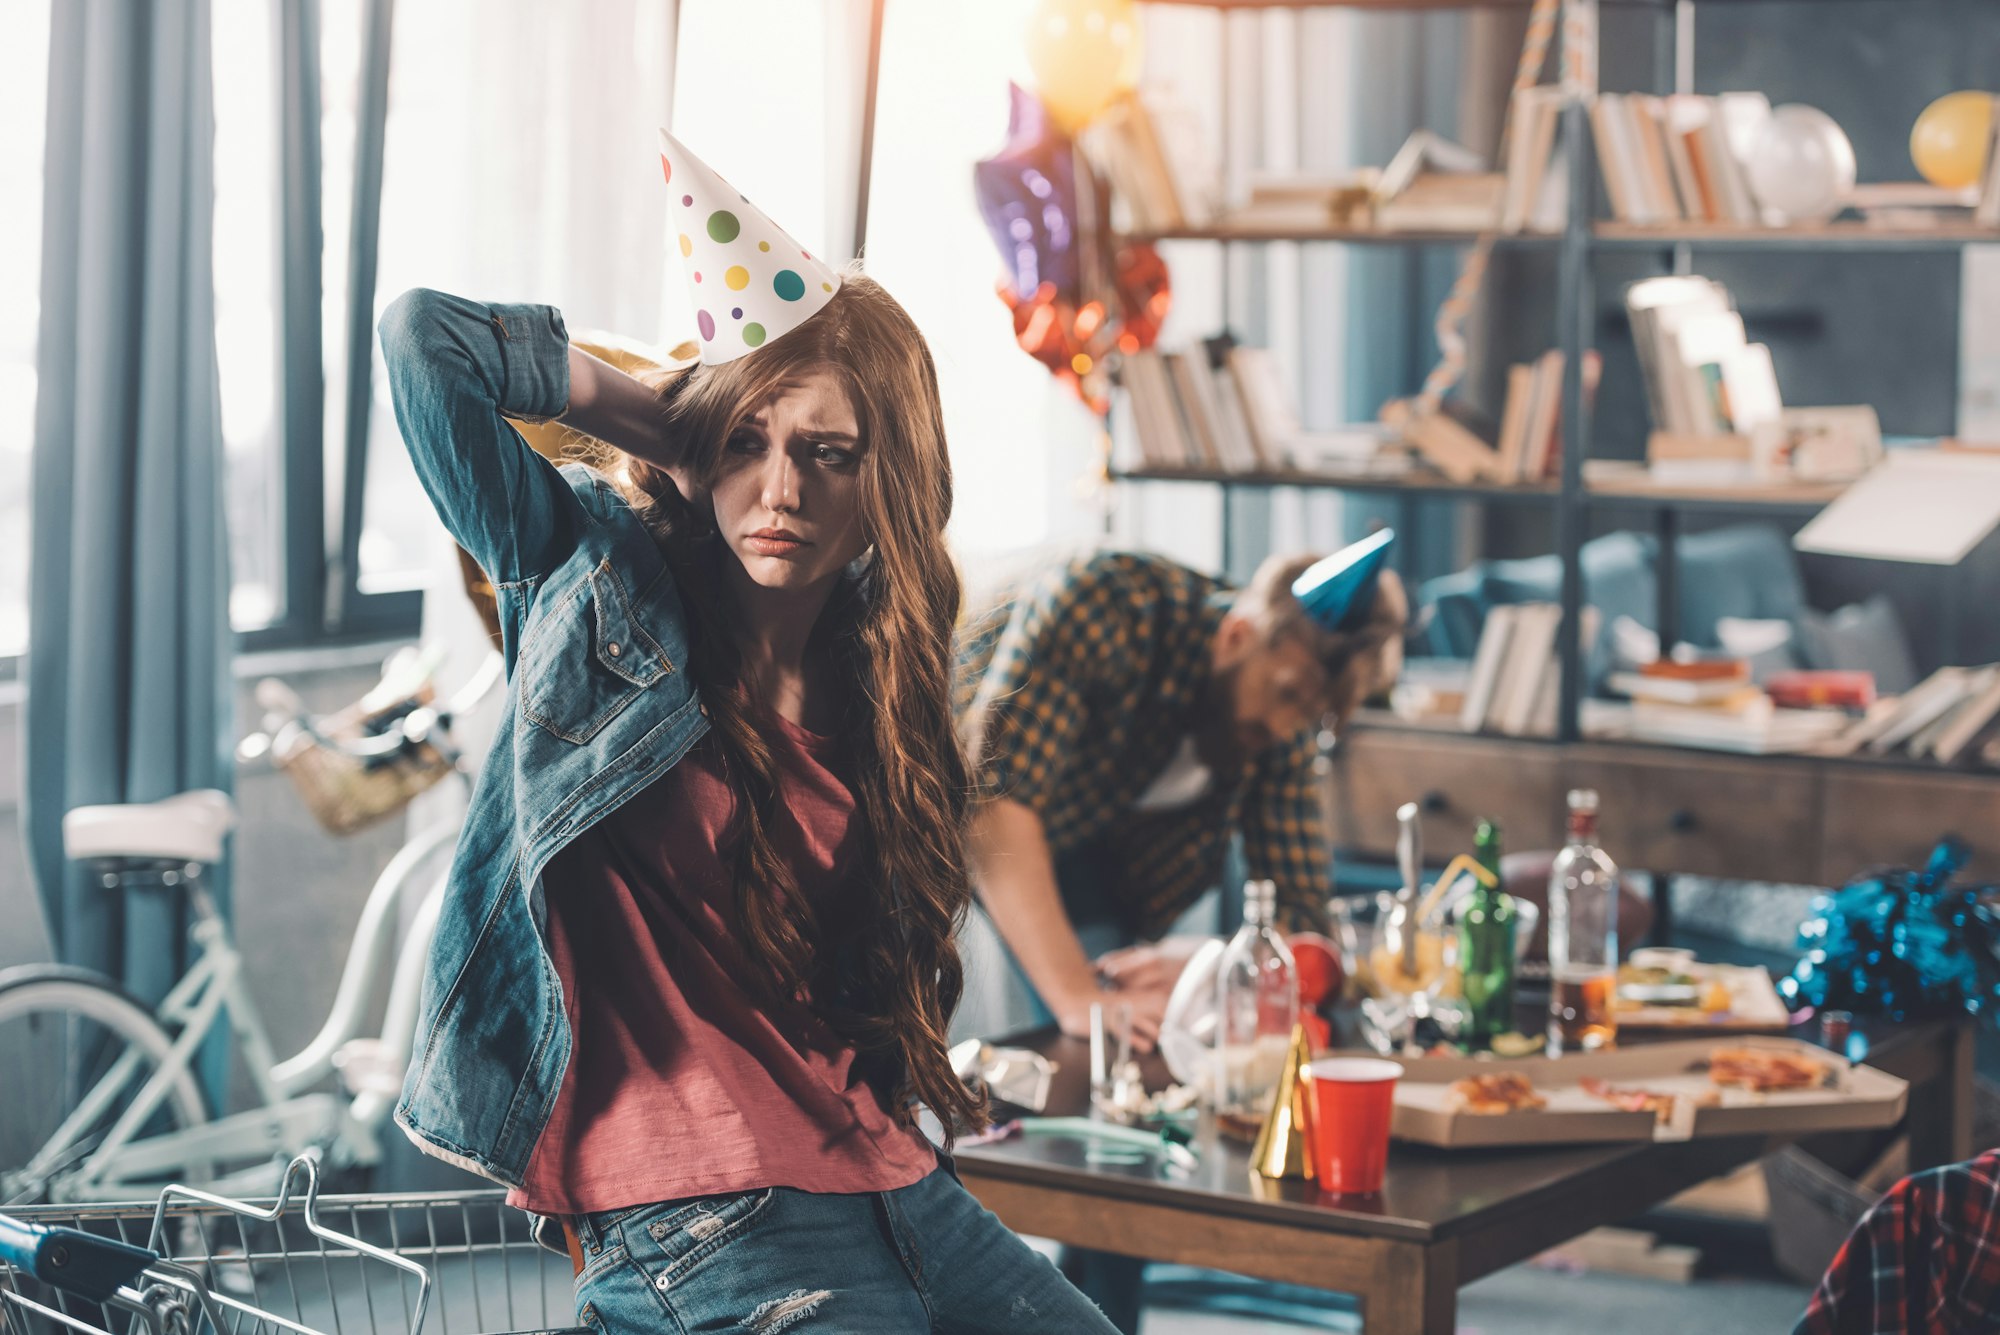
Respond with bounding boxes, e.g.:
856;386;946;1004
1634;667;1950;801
0;965;210;1205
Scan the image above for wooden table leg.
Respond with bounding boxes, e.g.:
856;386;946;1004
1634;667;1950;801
1905;1020;1976;1171
1368;1238;1458;1335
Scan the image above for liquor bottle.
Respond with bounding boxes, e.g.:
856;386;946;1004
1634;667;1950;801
1547;788;1620;1056
1214;879;1299;1118
1457;820;1517;1050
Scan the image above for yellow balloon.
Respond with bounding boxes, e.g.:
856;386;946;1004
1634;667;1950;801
1911;90;1995;190
1113;8;1143;93
1025;0;1143;135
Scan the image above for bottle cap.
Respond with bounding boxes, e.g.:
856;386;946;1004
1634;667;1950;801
1243;879;1277;924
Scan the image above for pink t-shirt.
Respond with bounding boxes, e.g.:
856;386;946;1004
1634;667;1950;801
508;713;936;1215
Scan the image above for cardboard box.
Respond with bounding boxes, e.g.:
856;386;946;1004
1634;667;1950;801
1384;1037;1907;1150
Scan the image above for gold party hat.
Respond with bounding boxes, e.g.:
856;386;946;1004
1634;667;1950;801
1249;1022;1317;1181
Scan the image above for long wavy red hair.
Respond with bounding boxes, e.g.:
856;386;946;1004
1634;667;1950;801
600;273;985;1139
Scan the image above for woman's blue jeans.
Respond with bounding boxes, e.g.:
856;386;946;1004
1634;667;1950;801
569;1163;1118;1333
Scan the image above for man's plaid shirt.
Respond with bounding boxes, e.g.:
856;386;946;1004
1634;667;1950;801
955;551;1330;939
1794;1148;2000;1335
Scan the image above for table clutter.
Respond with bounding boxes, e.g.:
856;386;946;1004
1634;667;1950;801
951;786;1980;1203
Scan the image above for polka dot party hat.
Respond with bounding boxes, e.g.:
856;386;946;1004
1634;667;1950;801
658;128;842;365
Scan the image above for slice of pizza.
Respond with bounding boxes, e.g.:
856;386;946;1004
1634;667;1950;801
1579;1076;1720;1123
1708;1046;1829;1093
1445;1071;1547;1114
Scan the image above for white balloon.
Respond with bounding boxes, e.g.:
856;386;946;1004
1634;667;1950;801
1745;104;1857;224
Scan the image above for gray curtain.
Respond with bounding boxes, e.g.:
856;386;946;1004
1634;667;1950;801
23;0;234;1007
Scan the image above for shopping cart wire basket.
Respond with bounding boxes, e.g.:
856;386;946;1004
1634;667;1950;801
0;1158;582;1335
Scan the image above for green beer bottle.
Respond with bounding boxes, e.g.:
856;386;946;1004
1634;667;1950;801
1458;819;1517;1050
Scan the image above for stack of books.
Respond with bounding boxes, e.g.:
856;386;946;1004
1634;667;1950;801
1118;341;1407;476
1229;173;1375;232
1822;664;2000;768
1490;349;1603;483
1459;603;1600;737
1372;130;1502;232
1627;274;1782;456
1599;660;1850;755
1082;90;1221;234
1588;92;1770;227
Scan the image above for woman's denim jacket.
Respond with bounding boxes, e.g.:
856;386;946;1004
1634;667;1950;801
378;288;709;1186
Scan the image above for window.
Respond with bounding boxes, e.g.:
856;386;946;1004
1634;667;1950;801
0;0;52;660
868;1;1129;561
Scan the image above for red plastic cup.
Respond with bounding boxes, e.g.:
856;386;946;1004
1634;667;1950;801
1303;1057;1402;1196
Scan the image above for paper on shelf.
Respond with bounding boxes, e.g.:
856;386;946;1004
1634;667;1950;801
1794;449;2000;564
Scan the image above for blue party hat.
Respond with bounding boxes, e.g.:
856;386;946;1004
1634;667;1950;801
1292;529;1395;633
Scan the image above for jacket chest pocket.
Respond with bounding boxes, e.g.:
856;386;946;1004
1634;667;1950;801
518;560;676;744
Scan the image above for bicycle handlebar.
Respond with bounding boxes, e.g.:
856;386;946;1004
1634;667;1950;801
0;1214;158;1303
241;649;505;769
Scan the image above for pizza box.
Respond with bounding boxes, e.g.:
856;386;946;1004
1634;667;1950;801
1381;1037;1907;1150
1613;963;1791;1034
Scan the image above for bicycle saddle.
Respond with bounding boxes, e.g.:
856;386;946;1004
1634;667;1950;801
63;789;239;867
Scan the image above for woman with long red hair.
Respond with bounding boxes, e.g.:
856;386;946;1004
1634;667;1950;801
378;133;1114;1332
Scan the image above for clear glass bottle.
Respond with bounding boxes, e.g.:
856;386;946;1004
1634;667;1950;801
1547;788;1620;1056
1457;820;1517;1050
1213;879;1298;1118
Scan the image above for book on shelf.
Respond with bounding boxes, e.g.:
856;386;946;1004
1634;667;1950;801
1377;129;1487;202
1373;172;1506;232
1083;89;1220;234
1457;603;1598;737
1203;341;1268;472
1123;340;1412;478
1163;348;1228;471
1978;107;2000;228
1460;604;1520;733
1627;274;1781;442
1905;664;1998;760
1591;91;1769;226
1231;172;1375;231
1225;345;1405;474
1765;670;1876;711
1618;699;1850;755
1608;670;1754;706
1845;666;1973;756
1933;668;2000;765
1501;86;1567;234
1117;350;1194;469
1387;401;1502;484
1485;347;1602;484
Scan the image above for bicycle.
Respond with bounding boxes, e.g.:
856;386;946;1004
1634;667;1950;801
0;652;501;1207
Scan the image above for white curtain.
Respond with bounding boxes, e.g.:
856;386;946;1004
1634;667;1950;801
381;1;684;808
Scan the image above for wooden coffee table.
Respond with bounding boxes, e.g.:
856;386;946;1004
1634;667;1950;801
952;1019;1973;1335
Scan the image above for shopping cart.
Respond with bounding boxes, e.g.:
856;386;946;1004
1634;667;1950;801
0;1158;582;1335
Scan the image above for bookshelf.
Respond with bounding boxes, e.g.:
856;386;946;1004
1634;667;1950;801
1119;0;1996;748
1114;0;2000;920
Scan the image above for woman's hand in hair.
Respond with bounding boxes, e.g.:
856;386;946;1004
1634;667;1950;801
560;346;692;490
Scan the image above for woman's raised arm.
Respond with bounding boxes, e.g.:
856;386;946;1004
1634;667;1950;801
378;287;587;588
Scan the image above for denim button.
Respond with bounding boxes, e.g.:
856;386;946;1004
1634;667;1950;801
607;641;623;658
650;1221;668;1240
654;1272;672;1292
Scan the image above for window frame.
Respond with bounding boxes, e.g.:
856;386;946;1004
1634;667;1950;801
239;0;418;655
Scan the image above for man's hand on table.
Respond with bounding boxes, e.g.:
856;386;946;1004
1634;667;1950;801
1047;940;1202;1055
